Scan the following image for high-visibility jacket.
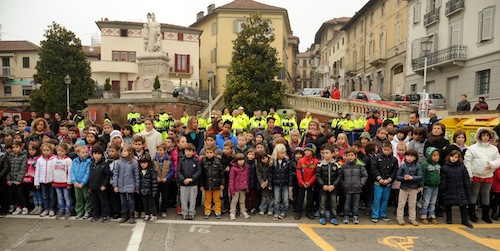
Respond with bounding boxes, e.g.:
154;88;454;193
197;117;208;130
387;117;399;127
353;118;367;130
249;117;266;130
281;117;298;136
132;122;146;134
221;114;233;123
164;118;175;131
180;115;189;125
127;112;141;121
331;118;343;128
159;113;168;123
232;115;246;132
153;119;164;132
339;119;355;131
239;114;249;129
299;116;312;131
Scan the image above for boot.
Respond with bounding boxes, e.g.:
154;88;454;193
468;204;478;222
445;207;452;224
460;206;473;228
491;206;499;220
119;212;129;223
128;212;135;224
481;205;492;223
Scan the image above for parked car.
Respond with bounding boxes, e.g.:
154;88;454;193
347;91;400;108
388;93;446;109
301;88;323;97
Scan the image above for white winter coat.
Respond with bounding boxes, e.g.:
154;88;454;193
464;127;500;179
34;155;56;186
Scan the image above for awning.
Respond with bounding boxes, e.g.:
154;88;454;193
5;79;33;85
0;53;15;57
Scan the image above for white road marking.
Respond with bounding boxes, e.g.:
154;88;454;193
164;224;175;251
126;221;146;251
5;221;42;251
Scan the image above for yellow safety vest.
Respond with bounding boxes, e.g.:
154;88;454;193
153;120;164;131
180;115;189;125
354;118;367;130
249;117;266;130
127;112;141;121
221;114;233;123
159;113;168;123
299;116;312;131
339;119;355;131
197;117;208;130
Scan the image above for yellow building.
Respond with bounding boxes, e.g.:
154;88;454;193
191;0;293;98
92;19;202;97
0;40;39;106
286;35;299;93
342;0;407;96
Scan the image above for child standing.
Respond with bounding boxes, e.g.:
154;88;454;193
153;143;174;218
106;144;121;219
34;143;56;217
177;143;202;220
371;142;398;223
268;144;293;220
420;147;441;224
113;145;140;224
138;154;158;222
221;141;235;214
440;150;473;228
89;145;111;222
200;146;224;219
316;144;342;225
71;146;92;220
340;147;368;224
52;144;72;219
27;142;42;215
295;143;318;220
7;140;28;215
229;153;250;220
256;152;273;215
246;148;260;215
396;149;423;226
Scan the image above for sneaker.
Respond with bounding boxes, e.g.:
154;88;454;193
229;214;236;220
143;215;151;222
250;208;257;215
431;218;438;224
410;220;419;226
397;219;406;225
134;211;140;218
8;205;15;213
177;206;182;215
101;216;111;223
314;210;320;217
371;218;379;223
82;212;91;220
215;214;222;219
382;217;390;222
294;214;301;220
330;217;339;225
421;218;429;224
273;215;278;221
90;217;99;222
55;211;64;219
75;213;84;219
150;215;157;222
161;212;167;218
267;211;273;216
204;214;210;219
29;207;39;215
278;213;285;219
242;212;250;219
259;211;265;215
319;217;326;225
64;211;71;219
21;207;29;215
343;216;349;224
49;210;55;217
353;216;359;224
40;210;49;217
12;207;22;215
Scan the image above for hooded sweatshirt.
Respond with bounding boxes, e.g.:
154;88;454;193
421;147;441;187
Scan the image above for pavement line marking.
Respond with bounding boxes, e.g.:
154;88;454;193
164;224;175;251
298;224;336;251
448;227;500;251
154;219;299;228
300;223;500;229
126;221;146;251
5;221;42;251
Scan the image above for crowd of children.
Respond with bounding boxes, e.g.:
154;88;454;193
0;111;499;230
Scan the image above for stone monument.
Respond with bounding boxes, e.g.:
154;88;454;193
120;13;174;99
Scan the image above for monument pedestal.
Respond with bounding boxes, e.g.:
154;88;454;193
120;52;174;99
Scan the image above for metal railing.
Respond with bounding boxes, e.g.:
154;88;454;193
424;7;440;26
412;45;467;70
445;0;464;16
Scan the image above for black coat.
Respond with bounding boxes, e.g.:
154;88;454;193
316;160;342;187
440;161;471;207
268;158;293;187
456;100;471;112
140;167;158;196
371;153;399;187
89;159;111;190
201;157;225;190
177;156;202;186
247;159;259;189
299;133;327;157
424;136;450;165
0;155;10;180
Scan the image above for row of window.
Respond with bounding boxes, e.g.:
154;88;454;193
110;51;191;73
1;57;31;69
408;69;491;96
211;19;273;35
3;86;33;96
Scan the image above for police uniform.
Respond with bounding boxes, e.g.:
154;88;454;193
299;116;312;133
249;116;266;130
281;116;298;140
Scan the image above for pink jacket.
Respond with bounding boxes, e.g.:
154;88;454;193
229;161;249;196
493;168;500;193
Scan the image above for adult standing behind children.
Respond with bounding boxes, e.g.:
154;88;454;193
139;118;162;158
183;117;205;155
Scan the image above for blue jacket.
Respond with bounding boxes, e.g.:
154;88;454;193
113;158;140;193
397;160;423;190
70;157;91;186
215;133;238;150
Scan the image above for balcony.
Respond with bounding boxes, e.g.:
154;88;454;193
1;67;14;79
329;68;339;78
412;45;467;73
445;0;464;16
424;7;440;27
368;50;387;67
344;64;356;76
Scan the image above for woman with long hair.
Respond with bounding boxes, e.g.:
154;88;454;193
139;118;162;157
182;117;205;154
299;118;326;157
27;118;51;145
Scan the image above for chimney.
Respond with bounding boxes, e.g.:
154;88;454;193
197;11;204;21
207;4;215;14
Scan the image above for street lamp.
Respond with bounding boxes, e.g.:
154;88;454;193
420;37;432;118
64;74;71;111
207;68;214;119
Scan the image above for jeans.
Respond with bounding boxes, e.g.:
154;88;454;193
319;189;337;217
273;186;289;215
40;183;55;210
421;186;439;218
344;193;361;216
120;193;135;213
54;187;72;212
259;189;274;213
30;185;42;206
372;184;391;219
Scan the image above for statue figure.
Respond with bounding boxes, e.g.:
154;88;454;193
141;23;148;52
142;13;162;53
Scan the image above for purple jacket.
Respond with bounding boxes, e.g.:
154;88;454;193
229;161;249;196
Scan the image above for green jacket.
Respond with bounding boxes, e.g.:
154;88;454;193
421;147;441;187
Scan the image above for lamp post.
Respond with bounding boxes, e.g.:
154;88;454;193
64;74;71;111
207;68;214;119
420;37;432;118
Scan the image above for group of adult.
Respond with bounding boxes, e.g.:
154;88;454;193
457;94;500;112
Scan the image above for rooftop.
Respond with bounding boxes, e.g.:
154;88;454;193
0;40;40;52
219;0;285;11
96;20;202;33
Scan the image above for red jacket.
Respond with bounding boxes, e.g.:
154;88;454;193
331;89;340;99
493;168;500;193
296;156;318;187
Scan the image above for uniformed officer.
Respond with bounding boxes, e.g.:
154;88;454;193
299;112;312;133
73;110;85;129
180;110;190;125
386;110;399;127
127;106;141;124
196;111;208;131
249;110;266;130
221;108;233;123
281;112;298;140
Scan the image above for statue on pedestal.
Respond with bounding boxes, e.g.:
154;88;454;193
142;13;162;53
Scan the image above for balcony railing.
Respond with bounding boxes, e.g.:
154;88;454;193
1;67;11;76
445;0;464;16
412;45;467;71
424;7;440;26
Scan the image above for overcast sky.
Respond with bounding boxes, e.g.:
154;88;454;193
0;0;367;52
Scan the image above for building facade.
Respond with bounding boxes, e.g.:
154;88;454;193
296;50;313;92
0;41;39;100
92;19;202;97
191;0;293;98
405;0;500;110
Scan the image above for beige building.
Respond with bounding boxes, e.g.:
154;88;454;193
191;0;293;98
296;50;313;91
343;0;408;96
286;35;300;92
92;19;202;97
0;40;39;101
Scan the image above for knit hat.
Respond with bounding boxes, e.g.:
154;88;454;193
42;131;54;139
294;147;304;154
304;143;316;153
272;126;284;135
24;126;31;133
110;130;122;141
255;131;264;138
360;131;371;140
